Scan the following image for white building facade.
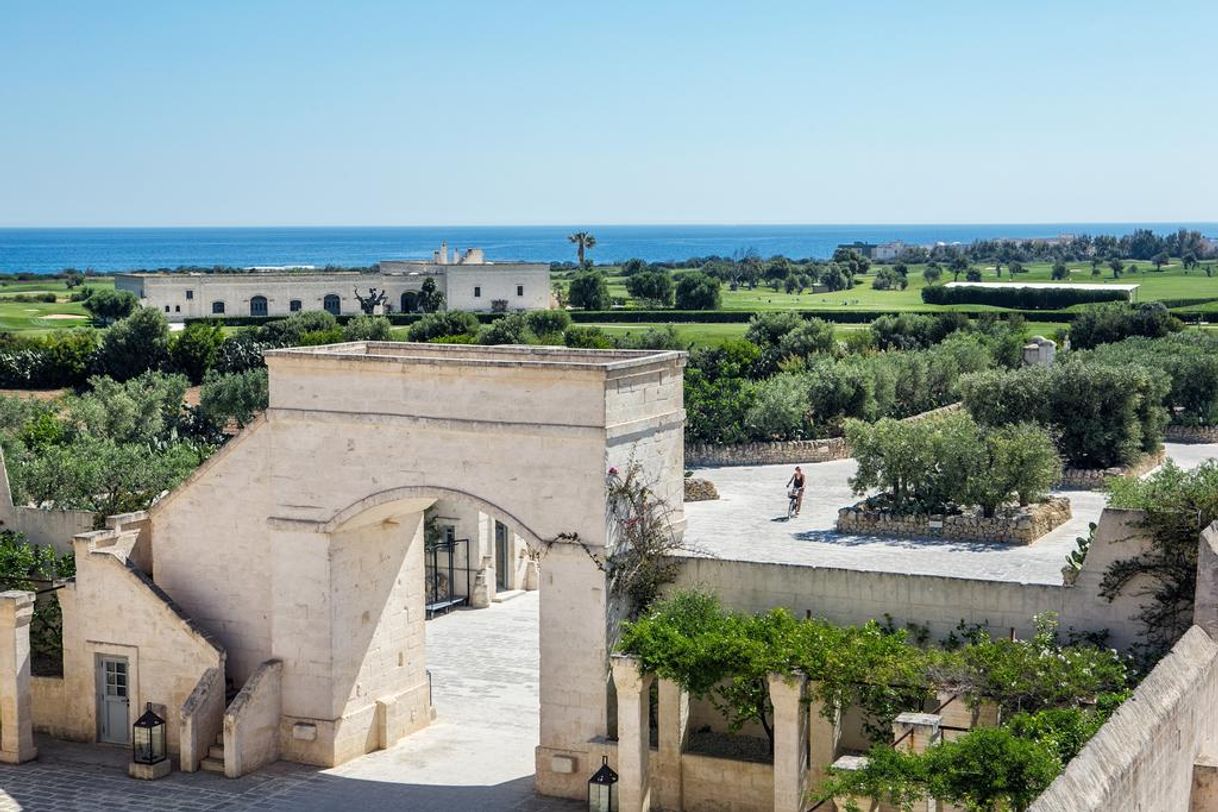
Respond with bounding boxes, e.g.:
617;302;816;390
115;244;551;321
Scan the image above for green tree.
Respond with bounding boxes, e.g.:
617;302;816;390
82;288;138;326
674;272;721;310
745;373;808;440
619;258;647;276
567;231;597;266
624;270;674;307
1050;259;1069;280
923;265;943;285
199;368;269;429
1182;251;1199;271
69;372;189;445
342;315;392;341
96;307;171;381
171;320;224;384
476;313;534;345
568;270;612;310
1108;257;1124;279
525;308;572;339
418;277;445;313
1151;251;1169;271
407;311;480;342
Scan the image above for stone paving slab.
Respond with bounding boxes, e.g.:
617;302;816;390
683;442;1218;585
0;592;581;812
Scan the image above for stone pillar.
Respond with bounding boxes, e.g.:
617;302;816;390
768;672;809;812
829;755;876;812
892;712;942;812
611;655;653;812
653;678;689;811
0;591;37;764
808;681;842;788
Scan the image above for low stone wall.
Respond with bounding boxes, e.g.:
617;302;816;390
686;404;963;468
30;675;68;738
685;437;848;467
223;658;282;778
1165;423;1218;444
680;751;774;812
1057;448;1166;491
835;497;1072;545
179;666;225;773
684;478;720;502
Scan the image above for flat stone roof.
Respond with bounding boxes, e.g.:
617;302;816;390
945;281;1140;292
683;442;1216;585
265;341;685;371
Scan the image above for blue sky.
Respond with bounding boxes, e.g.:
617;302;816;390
1;1;1214;226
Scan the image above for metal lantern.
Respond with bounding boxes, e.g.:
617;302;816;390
132;704;167;765
587;755;618;812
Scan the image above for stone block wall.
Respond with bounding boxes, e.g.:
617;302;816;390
835;497;1072;545
1165;424;1218;444
1057;449;1166;491
680;752;774;812
685;403;963;468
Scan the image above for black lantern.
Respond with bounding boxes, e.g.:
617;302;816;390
587;755;618;812
132;704;167;765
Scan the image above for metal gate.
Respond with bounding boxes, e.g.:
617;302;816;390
425;537;472;618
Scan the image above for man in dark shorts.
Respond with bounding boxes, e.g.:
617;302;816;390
786;466;806;516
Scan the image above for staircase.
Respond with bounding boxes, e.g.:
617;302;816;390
200;677;240;775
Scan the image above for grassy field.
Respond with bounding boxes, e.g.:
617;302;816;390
592;259;1218;314
0;278;114;332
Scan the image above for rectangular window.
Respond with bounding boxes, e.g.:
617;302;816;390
185;290;194;300
474;286;481;298
516;285;524;297
290;300;302;312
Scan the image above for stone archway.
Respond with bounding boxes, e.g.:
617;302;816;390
144;342;685;797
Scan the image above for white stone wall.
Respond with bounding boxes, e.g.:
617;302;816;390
672;507;1152;652
56;529;225;755
118;262;551;321
223;659;282;777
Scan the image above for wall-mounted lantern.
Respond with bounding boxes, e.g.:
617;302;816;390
587;755;618;812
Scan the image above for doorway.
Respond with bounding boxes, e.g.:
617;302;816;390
96;655;130;744
494;521;509;590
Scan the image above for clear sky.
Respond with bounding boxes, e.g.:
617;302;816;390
1;1;1214;227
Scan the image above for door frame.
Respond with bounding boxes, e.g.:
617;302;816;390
96;653;131;745
90;644;138;746
494;521;510;591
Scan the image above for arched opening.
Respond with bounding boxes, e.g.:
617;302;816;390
323;294;341;315
249;295;268;317
289;299;302;312
211;301;226;315
400;291;419;313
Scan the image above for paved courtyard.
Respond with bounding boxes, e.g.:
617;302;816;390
0;592;579;812
685;441;1218;585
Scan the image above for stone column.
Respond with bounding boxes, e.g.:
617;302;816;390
807;680;841;788
829;755;876;812
653;678;689;811
892;712;942;812
0;590;37;764
611;654;653;812
768;672;809;812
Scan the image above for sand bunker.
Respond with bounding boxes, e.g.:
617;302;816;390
41;314;86;320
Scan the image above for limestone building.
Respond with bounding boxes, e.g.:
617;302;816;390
115;243;551;322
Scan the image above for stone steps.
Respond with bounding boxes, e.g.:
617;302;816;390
200;756;225;774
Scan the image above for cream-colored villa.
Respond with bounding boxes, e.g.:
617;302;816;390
0;341;1216;811
114;243;551;321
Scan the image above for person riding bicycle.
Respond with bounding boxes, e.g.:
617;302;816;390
786;466;806;517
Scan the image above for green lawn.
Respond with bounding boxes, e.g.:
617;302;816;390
0;278;117;332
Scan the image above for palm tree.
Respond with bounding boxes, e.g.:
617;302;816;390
568;232;597;266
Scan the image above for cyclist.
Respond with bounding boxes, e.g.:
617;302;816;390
786;466;806;517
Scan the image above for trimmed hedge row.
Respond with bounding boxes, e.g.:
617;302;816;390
922;285;1131;309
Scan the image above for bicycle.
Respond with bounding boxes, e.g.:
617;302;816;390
787;488;800;519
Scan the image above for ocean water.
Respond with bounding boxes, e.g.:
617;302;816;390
0;223;1215;275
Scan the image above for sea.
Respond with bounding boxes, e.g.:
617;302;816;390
1;223;1215;275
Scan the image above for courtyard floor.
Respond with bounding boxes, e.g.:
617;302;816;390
685;441;1218;585
0;592;579;812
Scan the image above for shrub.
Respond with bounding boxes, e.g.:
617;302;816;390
407;310;480;342
1072;333;1218;426
476;313;533;345
96;307;171;381
82;288;138;325
568;271;611;310
624;270;674;307
170;320;224;384
922;284;1130;309
745;373;808;440
1068;301;1183;349
199;368;269;429
847;412;1058;515
674;272;721;310
524;309;572;338
869;312;970;351
213;332;275;374
562;325;614;349
342;315;392;341
615;325;683;350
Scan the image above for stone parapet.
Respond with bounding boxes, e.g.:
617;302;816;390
1057;449;1166;491
1165;424;1218;444
835;497;1072;545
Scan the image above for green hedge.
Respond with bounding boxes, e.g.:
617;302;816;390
922;285;1131;309
569;308;1073;324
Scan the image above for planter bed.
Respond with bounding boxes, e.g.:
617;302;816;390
1164;424;1218;444
835;496;1072;545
